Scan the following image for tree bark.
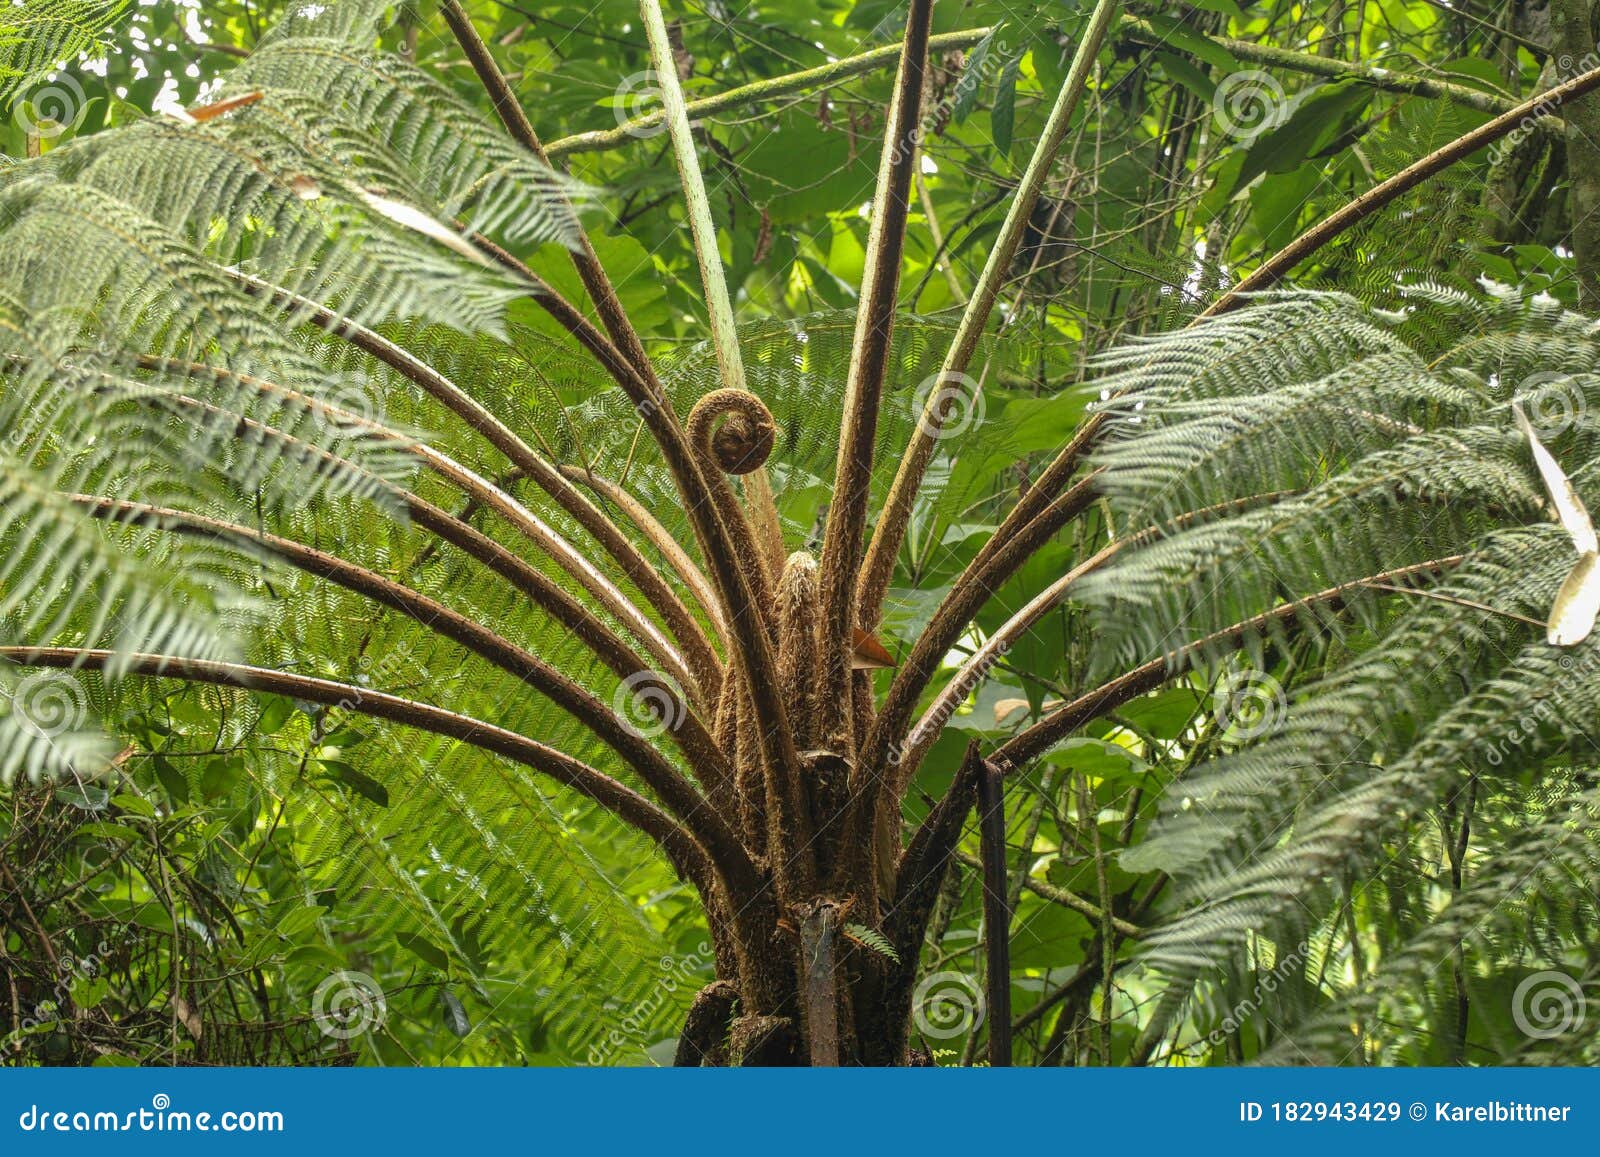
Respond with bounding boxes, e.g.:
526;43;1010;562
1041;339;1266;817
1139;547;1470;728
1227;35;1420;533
1556;0;1600;308
673;982;739;1066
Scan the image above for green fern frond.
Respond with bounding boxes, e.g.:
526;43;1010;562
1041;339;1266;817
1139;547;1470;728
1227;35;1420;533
844;922;901;964
1086;290;1600;1052
0;0;126;102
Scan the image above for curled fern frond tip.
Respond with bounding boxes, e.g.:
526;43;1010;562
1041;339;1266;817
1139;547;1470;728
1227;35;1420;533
687;387;776;476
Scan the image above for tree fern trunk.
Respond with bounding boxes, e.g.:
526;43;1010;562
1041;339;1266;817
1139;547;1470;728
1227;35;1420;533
1556;0;1600;307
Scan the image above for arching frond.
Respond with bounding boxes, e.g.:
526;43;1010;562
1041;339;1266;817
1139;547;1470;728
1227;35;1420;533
1079;289;1600;1061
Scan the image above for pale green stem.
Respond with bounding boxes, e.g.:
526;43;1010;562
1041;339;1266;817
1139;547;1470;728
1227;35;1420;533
543;19;1551;162
638;0;785;571
639;0;747;398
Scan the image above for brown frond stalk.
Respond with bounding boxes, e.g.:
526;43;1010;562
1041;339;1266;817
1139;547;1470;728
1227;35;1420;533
71;496;741;864
225;279;722;694
776;552;823;753
1201;62;1600;317
816;0;936;747
857;475;1101;808
856;0;1122;631
682;387;814;892
891;559;1463;940
559;463;725;642
439;0;656;381
0;647;742;900
992;557;1463;770
466;241;786;719
442;0;768;595
893;490;1297;780
111;370;710;715
442;3;810;842
686;388;780;618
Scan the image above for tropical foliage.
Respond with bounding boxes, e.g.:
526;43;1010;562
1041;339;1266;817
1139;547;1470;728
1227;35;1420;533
3;0;1600;1067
